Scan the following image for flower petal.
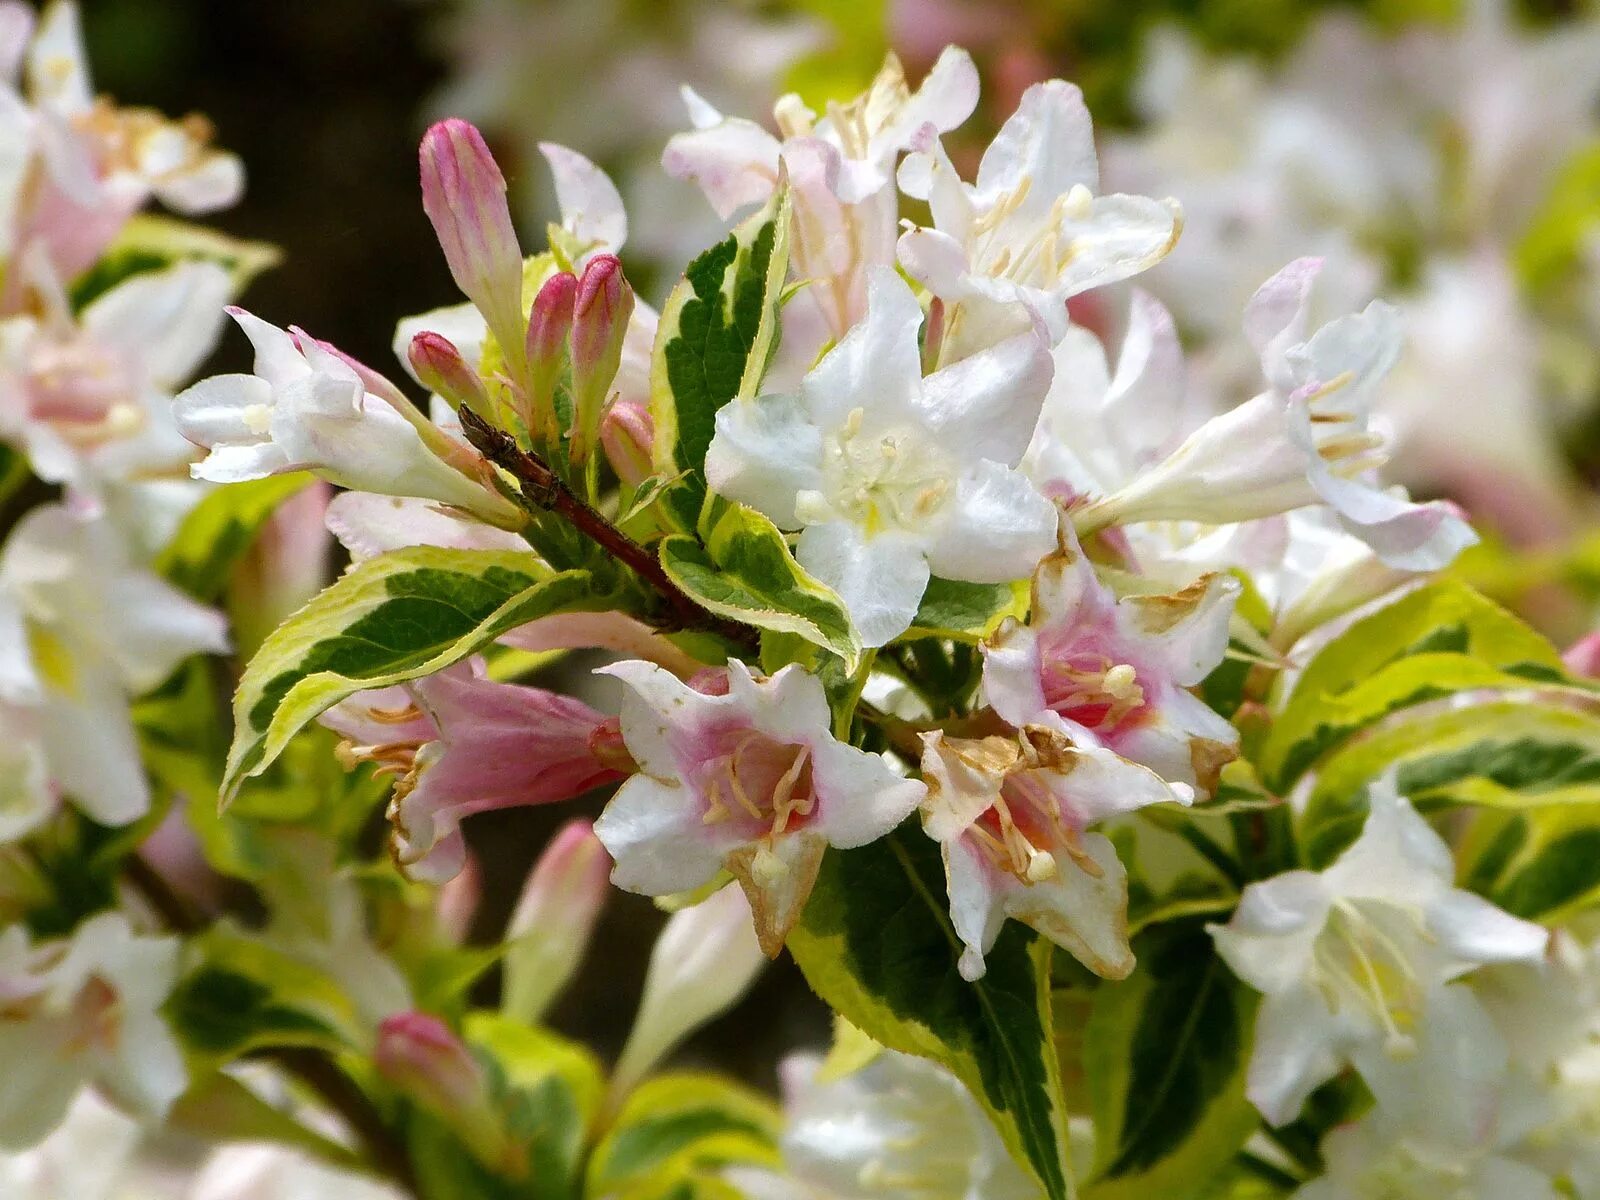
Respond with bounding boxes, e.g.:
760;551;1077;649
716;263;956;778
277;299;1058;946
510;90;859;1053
704;392;825;529
540;141;628;255
594;774;730;896
795;521;929;649
923;460;1056;585
799;266;924;430
916;324;1054;467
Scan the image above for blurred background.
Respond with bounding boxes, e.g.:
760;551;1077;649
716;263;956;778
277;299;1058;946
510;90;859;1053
76;0;1600;1081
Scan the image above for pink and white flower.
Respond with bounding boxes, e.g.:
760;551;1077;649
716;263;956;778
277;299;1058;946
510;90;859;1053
321;660;630;883
982;531;1240;795
920;726;1183;982
593;658;926;955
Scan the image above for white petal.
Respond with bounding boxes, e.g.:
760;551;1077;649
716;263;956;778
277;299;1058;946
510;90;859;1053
39;686;150;826
916;324;1054;467
100;571;229;690
795;521;929;649
325;491;525;561
1120;572;1240;686
704;393;824;529
593;775;729;896
897;135;975;246
1007;831;1134;979
1210;871;1330;994
1246;984;1346;1125
83;261;231;386
595;658;722;777
227;308;307;389
171;373;274;448
923;460;1056;584
661;117;782;220
540;141;627;253
896;225;973;298
980;625;1047;731
945;835;1009;981
1244;258;1322;389
191;440;292;483
1054;193;1183;299
24;0;90;114
810;741;924;848
900;46;981;138
731;660;832;745
1426;890;1548;968
0;1025;83;1149
799;266;924;431
976;80;1099;219
151;151;244;214
1323;782;1454;900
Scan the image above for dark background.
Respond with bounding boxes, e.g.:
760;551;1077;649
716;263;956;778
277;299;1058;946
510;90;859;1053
80;0;827;1086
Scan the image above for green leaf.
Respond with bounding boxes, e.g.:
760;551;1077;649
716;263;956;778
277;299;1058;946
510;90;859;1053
788;829;1075;1200
586;1074;781;1197
222;546;608;800
659;500;861;669
156;473;314;600
1082;923;1259;1200
1261;582;1571;792
1300;701;1600;866
70;213;279;310
650;185;792;525
902;577;1028;642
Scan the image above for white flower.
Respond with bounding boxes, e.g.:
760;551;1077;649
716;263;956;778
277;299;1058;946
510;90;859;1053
0;502;227;838
920;726;1182;982
0;912;186;1148
188;1143;407;1200
1209;778;1549;1125
897;79;1181;362
1076;258;1477;571
0;1090;147;1200
173;309;516;523
593;658;926;955
1294;985;1560;1200
704;267;1057;647
982;528;1239;794
725;1049;1039;1200
0;258;231;498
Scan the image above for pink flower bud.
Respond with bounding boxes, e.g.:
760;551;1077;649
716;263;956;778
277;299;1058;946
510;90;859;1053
569;254;635;465
376;1011;518;1172
409;331;487;413
523;270;577;445
600;397;655;489
502;820;612;1022
419;120;526;367
1565;632;1600;678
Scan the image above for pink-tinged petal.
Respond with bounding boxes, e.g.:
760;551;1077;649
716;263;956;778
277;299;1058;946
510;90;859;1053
705;393;825;530
1425;891;1548;968
980;624;1048;733
318;679;438;747
597;658;728;777
944;834;1010;981
916;323;1054;467
795;521;929;649
503;819;612;1022
808;740;924;848
726;660;832;746
799;266;925;430
922;460;1057;585
1245;984;1347;1126
82;260;231;387
539;141;627;254
500;611;702;679
975;80;1099;219
419;119;525;357
594;774;732;895
1007;830;1134;980
661;114;783;220
227;307;308;389
1565;631;1600;678
680;84;723;130
1209;871;1331;995
1119;572;1240;687
1244;258;1322;389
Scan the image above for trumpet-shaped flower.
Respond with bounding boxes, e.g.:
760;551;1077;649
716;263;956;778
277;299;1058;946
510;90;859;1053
172;309;518;524
593;658;926;955
1210;778;1549;1125
898;79;1181;361
1075;259;1476;571
0;503;227;838
982;530;1239;794
704;267;1057;647
920;726;1184;982
321;660;630;884
0;912;185;1148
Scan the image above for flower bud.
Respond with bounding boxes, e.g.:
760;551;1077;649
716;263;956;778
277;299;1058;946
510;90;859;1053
409;331;488;414
610;883;765;1099
600;397;655;489
569;254;634;466
501;820;612;1023
1565;632;1600;678
419;120;526;370
376;1011;516;1171
523;270;577;446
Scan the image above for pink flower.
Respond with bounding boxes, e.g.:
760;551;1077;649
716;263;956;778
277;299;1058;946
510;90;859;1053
321;661;631;883
982;531;1240;795
593;659;926;955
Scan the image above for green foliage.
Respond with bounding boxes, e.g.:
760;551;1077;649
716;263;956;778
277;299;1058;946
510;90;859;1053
1081;923;1259;1200
221;546;612;800
904;577;1029;642
659;499;861;668
788;829;1075;1200
650;186;792;528
157;473;315;601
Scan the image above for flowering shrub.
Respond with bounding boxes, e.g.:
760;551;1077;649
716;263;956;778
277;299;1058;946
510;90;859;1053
6;3;1600;1198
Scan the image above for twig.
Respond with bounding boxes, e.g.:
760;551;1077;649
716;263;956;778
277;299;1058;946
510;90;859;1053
458;406;759;652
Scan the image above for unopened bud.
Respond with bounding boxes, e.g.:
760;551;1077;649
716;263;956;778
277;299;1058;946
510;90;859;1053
600;398;655;489
1566;632;1600;678
409;331;487;414
376;1011;515;1170
610;884;765;1099
419;120;526;370
502;820;612;1023
524;270;577;446
569;254;634;466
